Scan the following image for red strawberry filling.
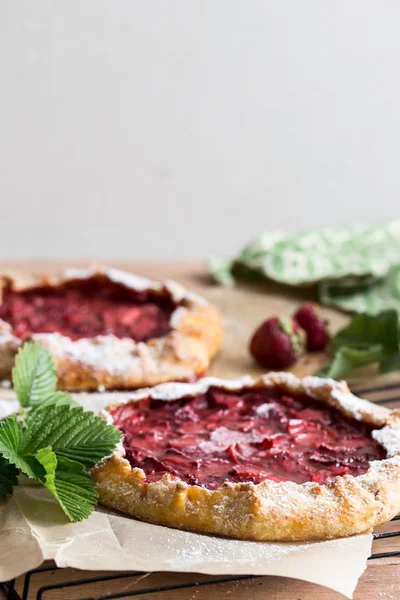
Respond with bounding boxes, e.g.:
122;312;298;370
110;387;385;489
0;281;174;342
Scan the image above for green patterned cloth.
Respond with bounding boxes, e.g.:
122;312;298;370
209;222;400;314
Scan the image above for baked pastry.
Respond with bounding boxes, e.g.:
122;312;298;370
0;267;222;390
92;373;400;541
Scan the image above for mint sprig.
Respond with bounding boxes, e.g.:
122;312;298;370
318;309;400;379
0;343;121;522
0;417;43;479
36;448;97;522
0;457;19;499
21;403;121;467
12;342;57;407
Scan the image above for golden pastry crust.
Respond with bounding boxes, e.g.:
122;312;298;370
92;373;400;541
0;267;223;390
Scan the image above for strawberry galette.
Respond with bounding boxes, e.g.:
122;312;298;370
93;373;400;541
0;267;222;390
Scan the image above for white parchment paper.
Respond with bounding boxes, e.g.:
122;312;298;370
0;390;373;598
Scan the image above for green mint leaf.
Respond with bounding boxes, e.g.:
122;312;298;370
28;391;79;415
318;345;385;379
12;342;57;408
21;404;121;468
0;456;19;499
35;447;97;521
0;416;44;479
319;309;400;379
330;310;400;354
3;344;120;521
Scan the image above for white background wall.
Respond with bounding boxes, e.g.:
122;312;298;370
1;1;399;260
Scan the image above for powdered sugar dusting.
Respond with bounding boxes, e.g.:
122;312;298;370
164;280;187;303
199;426;260;455
259;372;391;427
256;403;274;416
329;388;390;424
164;280;208;306
32;333;140;375
170;306;189;328
131;376;255;402
373;427;400;457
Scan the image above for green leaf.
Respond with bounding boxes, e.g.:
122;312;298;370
0;417;23;457
35;447;97;521
1;341;120;522
28;391;79;415
0;457;19;499
318;309;400;379
318;345;385;379
21;404;121;468
12;342;57;408
330;310;400;354
0;416;44;479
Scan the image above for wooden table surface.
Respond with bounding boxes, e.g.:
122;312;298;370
2;261;400;600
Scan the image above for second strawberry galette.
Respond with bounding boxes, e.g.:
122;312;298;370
93;373;400;541
0;267;222;390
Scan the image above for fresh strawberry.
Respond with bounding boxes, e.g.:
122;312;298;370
293;303;330;351
249;317;306;370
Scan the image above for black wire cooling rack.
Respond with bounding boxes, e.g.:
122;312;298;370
1;382;400;600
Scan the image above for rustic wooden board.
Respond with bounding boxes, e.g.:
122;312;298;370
2;261;400;600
